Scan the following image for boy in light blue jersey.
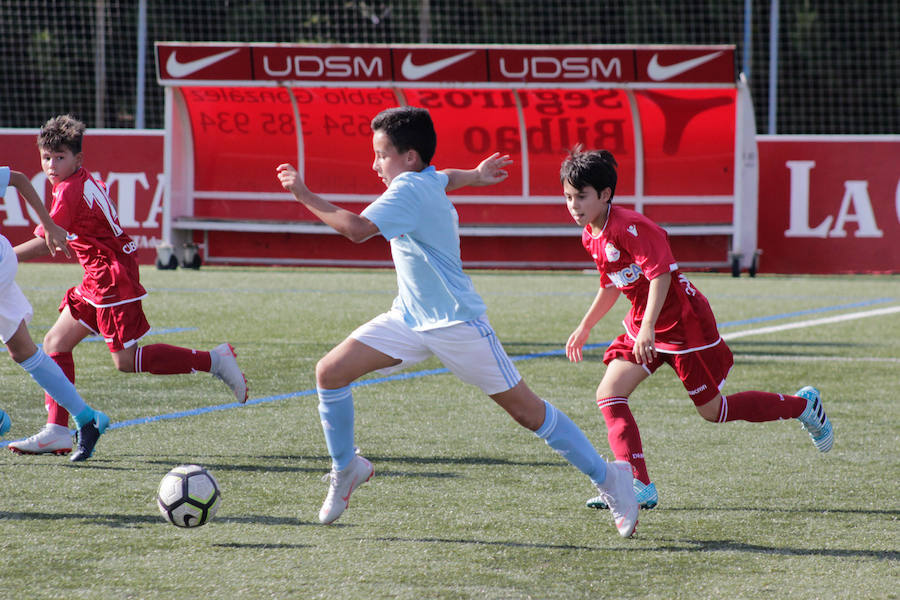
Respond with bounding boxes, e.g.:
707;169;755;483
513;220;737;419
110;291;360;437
277;106;638;537
0;166;108;461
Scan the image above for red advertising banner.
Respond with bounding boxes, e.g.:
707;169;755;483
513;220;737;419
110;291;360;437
0;130;164;265
393;47;488;83
757;136;900;273
156;44;253;82
156;43;735;86
634;48;734;84
253;45;393;82
4;129;896;273
487;48;634;83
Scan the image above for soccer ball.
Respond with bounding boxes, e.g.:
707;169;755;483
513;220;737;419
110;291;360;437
156;464;221;527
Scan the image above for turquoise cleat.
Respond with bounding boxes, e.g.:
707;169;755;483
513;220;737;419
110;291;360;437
70;410;110;462
796;386;833;453
587;479;658;510
0;409;10;437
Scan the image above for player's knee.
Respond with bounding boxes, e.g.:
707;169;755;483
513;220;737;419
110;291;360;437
115;360;135;373
696;398;722;422
41;330;62;353
595;383;615;400
490;381;545;431
699;411;719;423
508;403;543;431
315;357;342;389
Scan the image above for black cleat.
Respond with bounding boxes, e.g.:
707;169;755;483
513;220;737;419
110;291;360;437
70;411;110;462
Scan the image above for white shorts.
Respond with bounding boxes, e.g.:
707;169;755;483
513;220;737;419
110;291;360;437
350;311;522;395
0;235;33;343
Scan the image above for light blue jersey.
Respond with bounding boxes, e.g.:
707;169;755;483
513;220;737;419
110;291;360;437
361;166;487;331
0;167;10;205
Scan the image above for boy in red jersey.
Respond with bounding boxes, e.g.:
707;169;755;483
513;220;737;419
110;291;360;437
9;115;248;456
560;148;833;511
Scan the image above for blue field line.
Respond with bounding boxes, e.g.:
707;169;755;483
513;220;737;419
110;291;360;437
1;297;894;444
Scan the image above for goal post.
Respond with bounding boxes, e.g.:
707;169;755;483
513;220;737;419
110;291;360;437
155;42;758;273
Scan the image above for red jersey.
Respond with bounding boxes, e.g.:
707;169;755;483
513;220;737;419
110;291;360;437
35;167;146;307
583;204;720;353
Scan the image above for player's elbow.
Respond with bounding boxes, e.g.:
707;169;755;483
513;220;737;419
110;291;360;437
343;219;379;244
344;230;369;244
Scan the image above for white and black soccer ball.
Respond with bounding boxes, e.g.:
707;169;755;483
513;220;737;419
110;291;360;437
156;464;221;527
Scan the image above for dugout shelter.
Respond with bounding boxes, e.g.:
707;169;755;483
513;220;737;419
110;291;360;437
155;42;759;274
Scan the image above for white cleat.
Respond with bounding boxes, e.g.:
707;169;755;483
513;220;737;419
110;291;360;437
210;343;248;403
318;455;374;524
593;460;639;538
7;424;72;455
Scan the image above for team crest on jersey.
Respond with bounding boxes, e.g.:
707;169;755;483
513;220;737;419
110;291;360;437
604;242;620;262
627;225;638;237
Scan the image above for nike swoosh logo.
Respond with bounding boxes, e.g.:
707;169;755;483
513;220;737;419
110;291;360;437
646;51;723;81
37;439;63;449
401;51;476;80
341;474;359;504
166;49;240;78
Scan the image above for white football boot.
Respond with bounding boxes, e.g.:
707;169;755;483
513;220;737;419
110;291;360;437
592;460;639;538
318;455;374;524
8;424;72;455
210;343;249;403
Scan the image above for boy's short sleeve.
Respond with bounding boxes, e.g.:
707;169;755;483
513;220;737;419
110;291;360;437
0;167;9;194
362;171;443;240
625;221;677;280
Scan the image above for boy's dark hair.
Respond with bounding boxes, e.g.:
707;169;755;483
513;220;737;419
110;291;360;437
560;147;618;202
37;114;86;154
371;106;437;165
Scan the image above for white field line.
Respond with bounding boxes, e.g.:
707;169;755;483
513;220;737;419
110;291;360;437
722;305;900;341
737;354;900;363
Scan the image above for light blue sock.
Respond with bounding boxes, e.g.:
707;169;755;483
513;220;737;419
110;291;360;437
20;349;90;425
534;400;608;485
317;386;356;471
72;407;98;429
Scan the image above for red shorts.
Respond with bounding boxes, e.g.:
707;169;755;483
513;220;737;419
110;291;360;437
61;287;150;352
603;334;734;406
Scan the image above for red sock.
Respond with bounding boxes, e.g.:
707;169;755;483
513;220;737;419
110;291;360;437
45;352;73;427
717;391;807;423
135;344;212;375
597;396;650;484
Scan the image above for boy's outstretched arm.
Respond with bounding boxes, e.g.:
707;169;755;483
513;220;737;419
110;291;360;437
443;153;512;192
276;163;379;243
566;285;621;363
14;236;51;262
9;170;70;258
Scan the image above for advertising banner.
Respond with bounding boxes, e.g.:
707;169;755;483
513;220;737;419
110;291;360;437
4;131;894;273
757;136;900;273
